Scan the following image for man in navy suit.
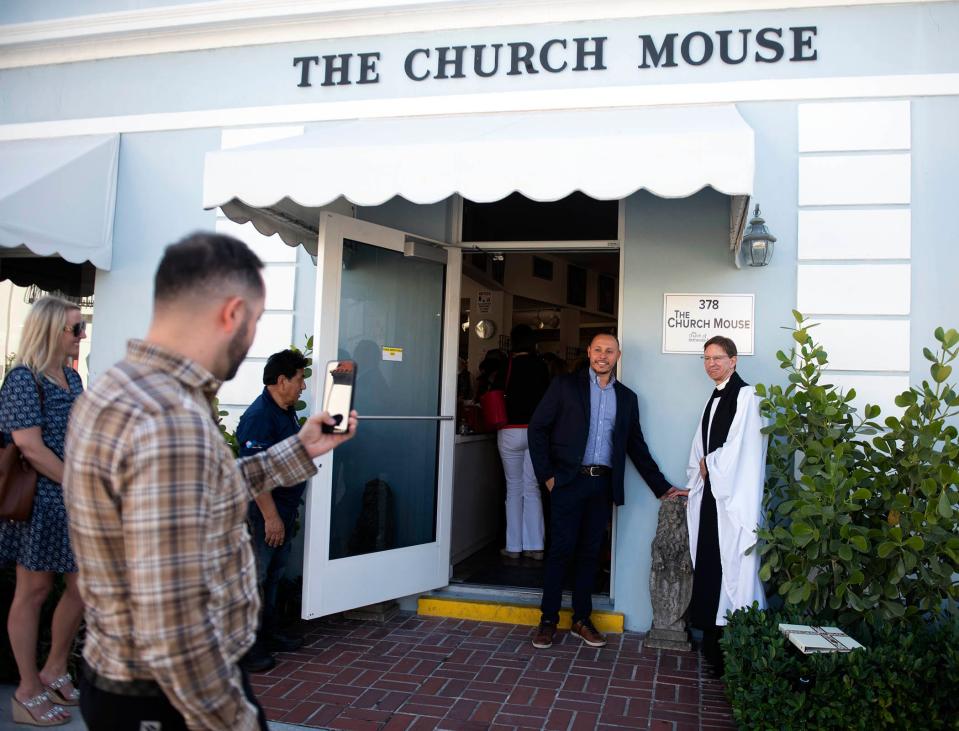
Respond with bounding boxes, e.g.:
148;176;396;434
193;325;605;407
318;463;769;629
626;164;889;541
528;333;681;648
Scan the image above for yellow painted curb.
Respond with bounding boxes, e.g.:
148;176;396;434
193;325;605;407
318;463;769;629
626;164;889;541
417;596;624;633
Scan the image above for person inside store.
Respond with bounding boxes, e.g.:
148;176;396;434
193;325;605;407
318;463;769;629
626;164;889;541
474;348;507;401
235;348;310;673
495;324;550;561
527;332;683;649
1;296;87;727
63;232;357;731
681;335;767;675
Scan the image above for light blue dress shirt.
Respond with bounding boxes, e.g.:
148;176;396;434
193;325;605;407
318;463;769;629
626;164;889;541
582;368;617;467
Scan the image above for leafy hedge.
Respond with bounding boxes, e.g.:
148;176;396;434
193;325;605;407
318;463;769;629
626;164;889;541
722;604;959;730
754;315;959;625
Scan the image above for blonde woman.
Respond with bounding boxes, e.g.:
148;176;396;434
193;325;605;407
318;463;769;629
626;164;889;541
1;297;86;726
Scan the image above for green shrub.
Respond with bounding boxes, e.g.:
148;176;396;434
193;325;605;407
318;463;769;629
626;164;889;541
722;604;959;731
754;313;959;626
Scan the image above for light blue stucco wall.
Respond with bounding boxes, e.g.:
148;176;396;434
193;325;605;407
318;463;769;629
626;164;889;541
911;96;959;372
614;101;798;630
90;128;219;380
3;3;959;125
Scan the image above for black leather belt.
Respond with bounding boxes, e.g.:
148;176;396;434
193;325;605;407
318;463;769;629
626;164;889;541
82;663;163;698
580;464;612;477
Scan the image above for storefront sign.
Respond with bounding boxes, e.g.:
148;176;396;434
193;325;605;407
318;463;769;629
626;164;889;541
292;25;817;88
663;294;754;355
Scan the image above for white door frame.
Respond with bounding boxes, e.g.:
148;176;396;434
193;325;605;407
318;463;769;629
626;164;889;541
301;211;462;619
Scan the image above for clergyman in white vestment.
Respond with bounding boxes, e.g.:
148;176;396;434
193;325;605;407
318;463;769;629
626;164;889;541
683;335;767;672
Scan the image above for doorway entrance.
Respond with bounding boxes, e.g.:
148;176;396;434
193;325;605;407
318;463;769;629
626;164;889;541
450;243;621;593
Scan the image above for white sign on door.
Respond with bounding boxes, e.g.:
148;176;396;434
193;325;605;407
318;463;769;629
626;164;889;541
477;291;492;314
663;293;755;355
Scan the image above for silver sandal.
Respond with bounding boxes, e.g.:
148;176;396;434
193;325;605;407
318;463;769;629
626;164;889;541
45;674;80;705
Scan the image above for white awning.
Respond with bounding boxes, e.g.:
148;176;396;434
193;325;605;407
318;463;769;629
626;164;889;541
203;105;754;248
0;134;119;270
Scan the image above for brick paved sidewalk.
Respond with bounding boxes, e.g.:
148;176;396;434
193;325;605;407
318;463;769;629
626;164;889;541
250;613;737;731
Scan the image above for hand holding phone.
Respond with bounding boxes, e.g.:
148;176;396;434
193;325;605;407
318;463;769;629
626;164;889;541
321;359;357;434
298;409;358;458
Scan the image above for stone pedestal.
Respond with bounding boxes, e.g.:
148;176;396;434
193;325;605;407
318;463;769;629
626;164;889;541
645;498;693;651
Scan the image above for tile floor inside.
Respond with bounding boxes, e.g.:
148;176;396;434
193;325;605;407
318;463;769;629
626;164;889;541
250;613;737;731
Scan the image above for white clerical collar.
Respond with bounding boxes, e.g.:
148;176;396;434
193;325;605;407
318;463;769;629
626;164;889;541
715;375;732;391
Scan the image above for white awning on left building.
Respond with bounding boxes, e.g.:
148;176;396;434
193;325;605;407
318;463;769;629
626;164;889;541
203;105;755;252
0;134;120;271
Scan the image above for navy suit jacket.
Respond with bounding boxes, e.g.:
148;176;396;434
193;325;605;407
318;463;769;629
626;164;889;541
527;370;671;506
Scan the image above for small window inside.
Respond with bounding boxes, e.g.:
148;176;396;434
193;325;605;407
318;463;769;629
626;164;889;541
462;192;618;242
532;256;554;281
567;265;587;308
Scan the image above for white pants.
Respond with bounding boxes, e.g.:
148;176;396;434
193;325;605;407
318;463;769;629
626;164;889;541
497;427;544;552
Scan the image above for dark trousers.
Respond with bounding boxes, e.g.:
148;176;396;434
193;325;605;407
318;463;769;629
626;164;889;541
249;506;295;641
79;664;269;731
540;472;612;625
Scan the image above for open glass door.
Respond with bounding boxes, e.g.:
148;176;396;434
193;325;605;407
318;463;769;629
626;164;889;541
302;212;460;618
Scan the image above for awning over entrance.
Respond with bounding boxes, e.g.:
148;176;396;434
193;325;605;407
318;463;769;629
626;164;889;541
0;134;120;270
203;105;754;249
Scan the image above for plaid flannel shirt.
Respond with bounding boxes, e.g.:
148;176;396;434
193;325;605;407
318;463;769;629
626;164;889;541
64;340;317;731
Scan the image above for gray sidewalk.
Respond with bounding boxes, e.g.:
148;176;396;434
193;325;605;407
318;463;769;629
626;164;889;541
0;684;308;730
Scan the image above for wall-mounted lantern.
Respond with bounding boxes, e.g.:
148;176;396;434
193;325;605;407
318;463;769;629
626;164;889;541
740;204;777;267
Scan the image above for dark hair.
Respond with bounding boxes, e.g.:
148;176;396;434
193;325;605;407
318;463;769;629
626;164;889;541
704;335;738;358
154;231;264;304
263;349;309;385
510;324;536;353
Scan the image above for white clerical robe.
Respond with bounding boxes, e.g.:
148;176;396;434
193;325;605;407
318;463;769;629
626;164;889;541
685;382;768;625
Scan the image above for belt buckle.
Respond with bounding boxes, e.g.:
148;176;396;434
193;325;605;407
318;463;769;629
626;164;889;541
587;465;601;477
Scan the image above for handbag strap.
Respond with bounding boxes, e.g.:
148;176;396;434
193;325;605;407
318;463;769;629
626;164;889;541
505;355;513;390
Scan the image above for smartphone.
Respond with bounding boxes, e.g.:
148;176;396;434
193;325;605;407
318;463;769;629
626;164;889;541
321;359;356;434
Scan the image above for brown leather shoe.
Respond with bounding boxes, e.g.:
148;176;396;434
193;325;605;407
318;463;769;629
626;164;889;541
570;620;607;647
532;621;556;649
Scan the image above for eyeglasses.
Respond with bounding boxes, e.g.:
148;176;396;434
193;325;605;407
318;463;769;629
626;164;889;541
64;322;86;337
701;355;730;363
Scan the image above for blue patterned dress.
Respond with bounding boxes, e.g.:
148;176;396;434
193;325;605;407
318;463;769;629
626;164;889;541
0;365;83;573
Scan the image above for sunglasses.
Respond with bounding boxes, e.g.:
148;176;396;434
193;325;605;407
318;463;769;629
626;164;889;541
63;322;87;337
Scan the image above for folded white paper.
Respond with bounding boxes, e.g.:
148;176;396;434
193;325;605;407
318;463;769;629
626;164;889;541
778;623;865;654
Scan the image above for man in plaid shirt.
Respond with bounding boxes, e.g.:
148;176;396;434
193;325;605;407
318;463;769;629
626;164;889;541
64;232;357;731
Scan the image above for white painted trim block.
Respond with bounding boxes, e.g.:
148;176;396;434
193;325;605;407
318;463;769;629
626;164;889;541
823;373;910;417
799;154;911;206
249;311;295;359
798;101;911;152
798;209;911;261
217;358;266;405
262;264;296;310
797;264;910;315
813;319;910;372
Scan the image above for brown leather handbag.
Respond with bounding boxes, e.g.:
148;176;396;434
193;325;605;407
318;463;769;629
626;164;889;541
0;370;43;522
